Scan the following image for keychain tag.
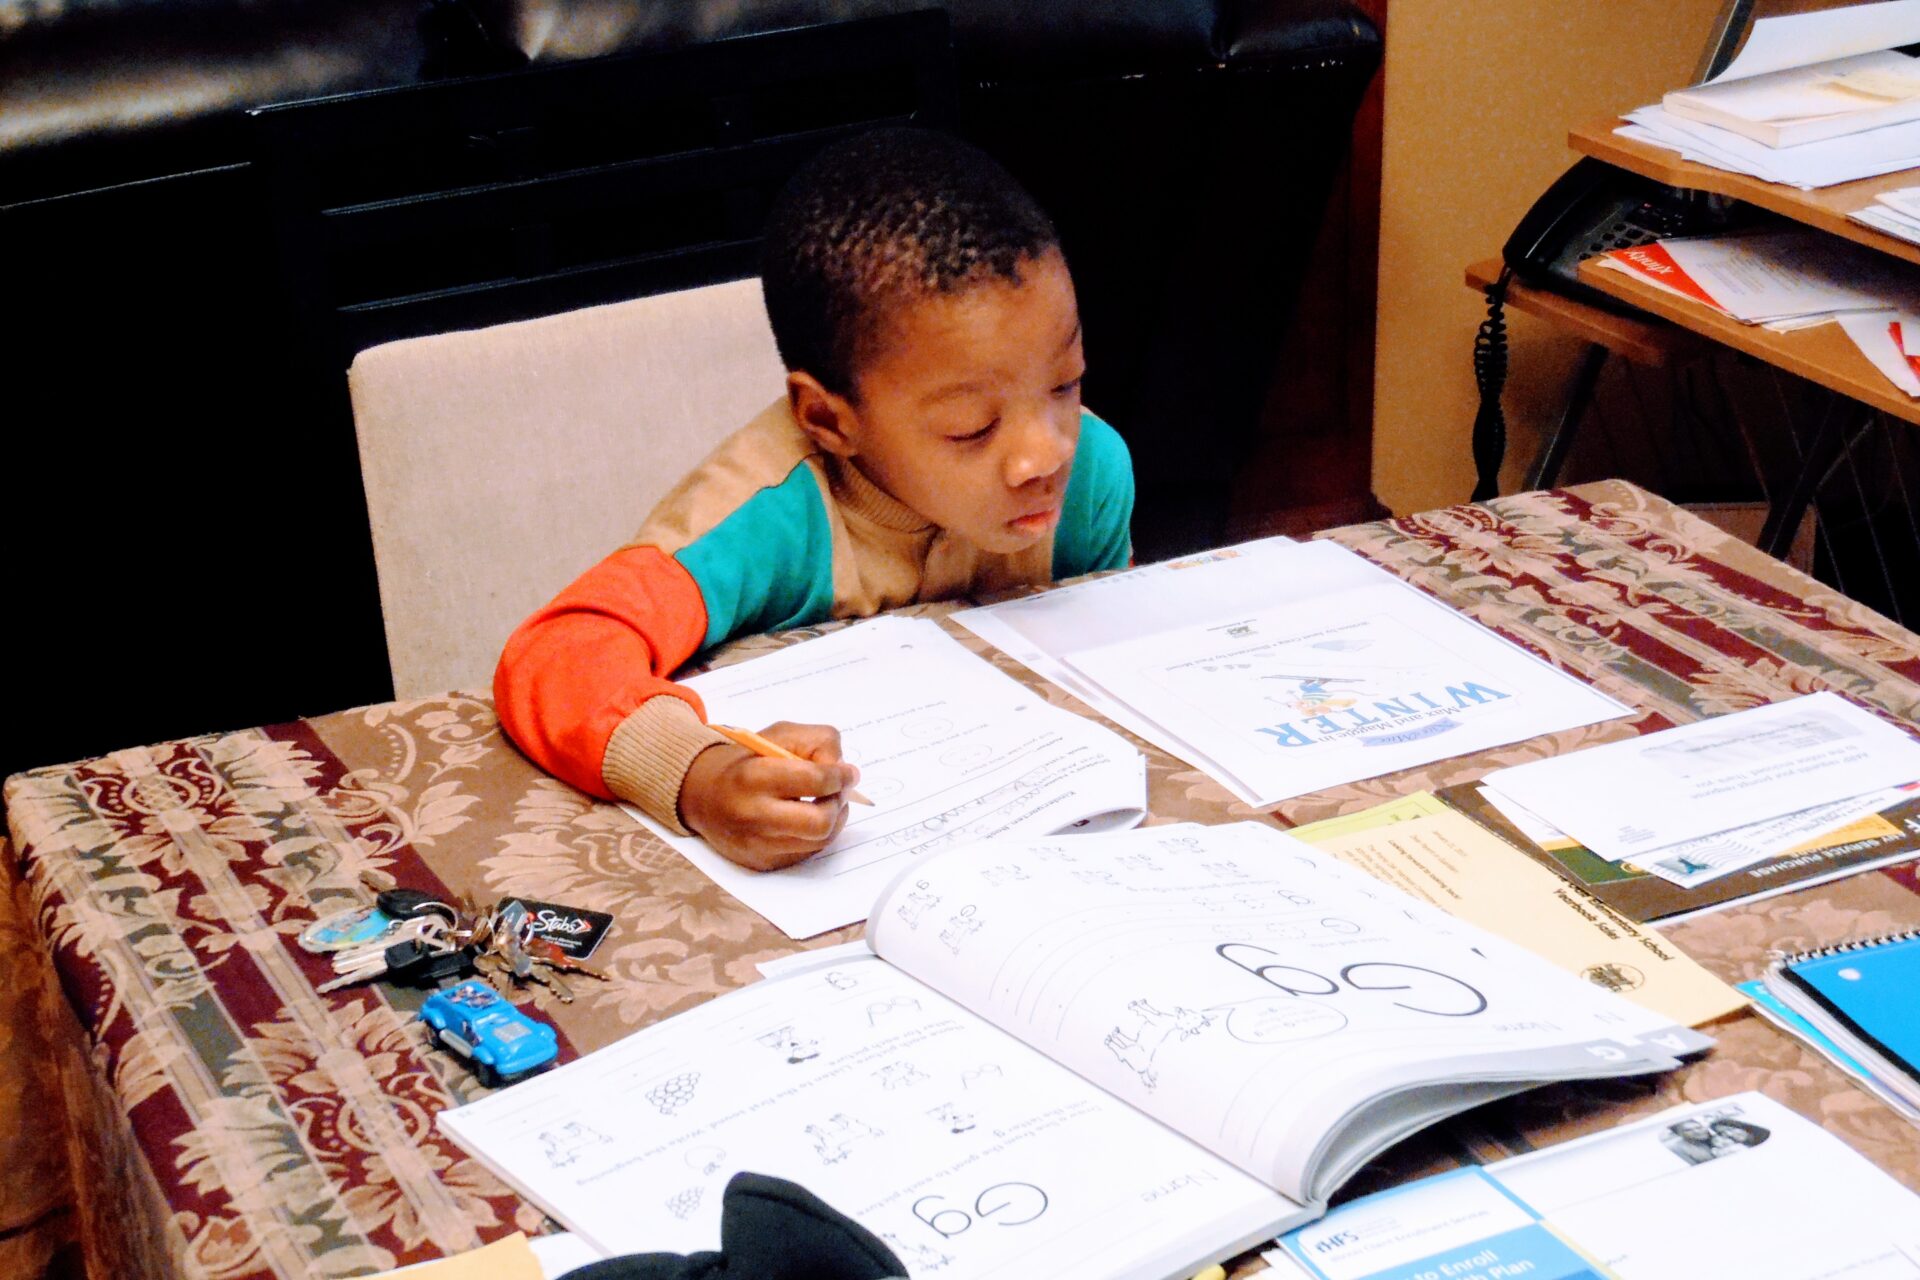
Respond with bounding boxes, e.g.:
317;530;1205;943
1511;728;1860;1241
500;897;613;961
300;906;395;953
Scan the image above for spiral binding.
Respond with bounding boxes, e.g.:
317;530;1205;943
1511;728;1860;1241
1767;926;1920;969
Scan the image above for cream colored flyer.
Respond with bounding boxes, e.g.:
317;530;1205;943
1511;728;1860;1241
1289;797;1746;1027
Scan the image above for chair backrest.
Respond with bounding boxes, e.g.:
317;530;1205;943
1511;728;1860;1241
347;275;787;698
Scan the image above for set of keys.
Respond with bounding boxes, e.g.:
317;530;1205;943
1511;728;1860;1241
301;880;609;1002
468;899;610;1004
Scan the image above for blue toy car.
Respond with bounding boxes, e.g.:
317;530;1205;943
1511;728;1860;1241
419;980;559;1086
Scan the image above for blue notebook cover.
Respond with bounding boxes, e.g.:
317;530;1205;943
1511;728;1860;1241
1780;930;1920;1084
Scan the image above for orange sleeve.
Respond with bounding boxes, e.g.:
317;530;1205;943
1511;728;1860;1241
493;546;714;802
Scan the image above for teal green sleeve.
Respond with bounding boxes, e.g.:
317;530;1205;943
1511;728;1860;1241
674;463;838;651
1052;410;1134;579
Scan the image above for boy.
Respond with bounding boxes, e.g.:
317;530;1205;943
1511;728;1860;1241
494;127;1133;872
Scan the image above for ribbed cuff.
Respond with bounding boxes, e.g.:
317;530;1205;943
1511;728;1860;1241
602;696;732;835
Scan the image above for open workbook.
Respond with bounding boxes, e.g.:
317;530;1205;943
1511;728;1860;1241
437;823;1712;1280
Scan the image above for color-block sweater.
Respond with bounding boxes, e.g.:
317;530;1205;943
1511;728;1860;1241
494;397;1134;833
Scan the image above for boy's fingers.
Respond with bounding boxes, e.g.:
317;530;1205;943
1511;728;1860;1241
761;721;847;767
747;792;846;844
742;756;858;802
730;841;822;872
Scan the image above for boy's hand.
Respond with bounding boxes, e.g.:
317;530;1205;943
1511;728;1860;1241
679;721;862;871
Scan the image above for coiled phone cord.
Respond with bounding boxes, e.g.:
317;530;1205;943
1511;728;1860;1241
1470;267;1512;503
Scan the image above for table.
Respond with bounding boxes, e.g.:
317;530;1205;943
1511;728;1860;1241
8;480;1920;1279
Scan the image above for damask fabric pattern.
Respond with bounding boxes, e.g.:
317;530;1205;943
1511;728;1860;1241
4;481;1919;1280
0;838;80;1277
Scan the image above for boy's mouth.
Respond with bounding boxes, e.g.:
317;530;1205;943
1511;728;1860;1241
1007;505;1061;536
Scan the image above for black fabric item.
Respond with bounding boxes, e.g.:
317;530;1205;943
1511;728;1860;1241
1225;0;1380;63
564;1172;906;1280
496;0;1378;81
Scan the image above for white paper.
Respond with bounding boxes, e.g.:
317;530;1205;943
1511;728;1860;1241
754;938;874;978
1656;229;1920;322
1032;542;1628;807
975;545;1620;809
1482;692;1920;863
1856;204;1920;246
1710;0;1920;84
1669;49;1920;149
1879;183;1920;218
439;953;1298;1279
1632;782;1918;887
954;535;1300;781
1689;50;1920;120
1275;1092;1920;1280
1480;776;1920;888
1619;106;1920;188
1840;308;1920;394
529;1234;605;1279
623;617;1147;939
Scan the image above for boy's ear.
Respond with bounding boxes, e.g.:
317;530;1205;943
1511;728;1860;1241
786;372;861;459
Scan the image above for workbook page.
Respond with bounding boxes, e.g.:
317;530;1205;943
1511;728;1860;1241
438;954;1301;1279
625;617;1146;938
867;824;1693;1204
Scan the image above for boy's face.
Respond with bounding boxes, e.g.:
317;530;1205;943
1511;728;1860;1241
792;249;1086;555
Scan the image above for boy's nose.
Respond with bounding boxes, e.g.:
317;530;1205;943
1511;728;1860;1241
1004;411;1075;488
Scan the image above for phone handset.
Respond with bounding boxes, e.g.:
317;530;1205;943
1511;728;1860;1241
1472;159;1742;499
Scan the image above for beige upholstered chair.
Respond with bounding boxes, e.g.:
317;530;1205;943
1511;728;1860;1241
346;277;788;699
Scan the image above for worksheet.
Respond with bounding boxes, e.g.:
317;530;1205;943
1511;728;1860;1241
1271;1092;1920;1280
624;617;1147;938
1481;692;1920;863
1051;544;1627;806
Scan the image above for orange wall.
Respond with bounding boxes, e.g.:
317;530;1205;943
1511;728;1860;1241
1372;1;1727;513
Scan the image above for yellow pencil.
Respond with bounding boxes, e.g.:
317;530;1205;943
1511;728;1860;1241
711;724;874;805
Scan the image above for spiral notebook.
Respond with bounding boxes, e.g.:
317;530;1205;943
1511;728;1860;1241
1763;929;1920;1113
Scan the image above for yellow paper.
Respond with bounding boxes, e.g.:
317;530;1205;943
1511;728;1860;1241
367;1233;544;1280
1829;67;1920;102
1290;798;1747;1028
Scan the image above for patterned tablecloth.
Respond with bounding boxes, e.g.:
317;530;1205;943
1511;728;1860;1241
6;481;1920;1279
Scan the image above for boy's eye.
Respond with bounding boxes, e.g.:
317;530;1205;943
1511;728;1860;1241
1052;376;1084;398
946;419;998;443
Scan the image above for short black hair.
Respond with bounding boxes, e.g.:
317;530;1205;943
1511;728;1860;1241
760;126;1060;398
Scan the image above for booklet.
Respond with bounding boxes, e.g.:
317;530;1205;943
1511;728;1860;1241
961;540;1628;808
1269;1091;1920;1280
624;617;1147;939
437;823;1710;1279
1740;979;1920;1123
1764;928;1920;1115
